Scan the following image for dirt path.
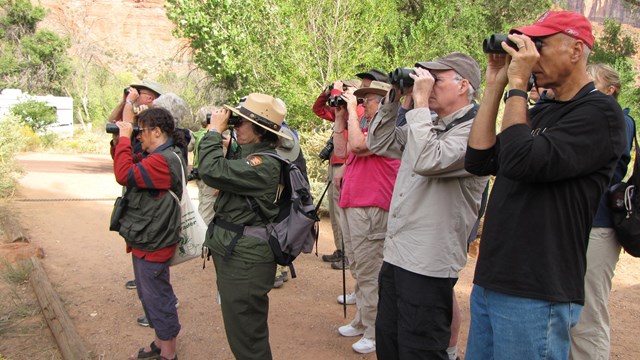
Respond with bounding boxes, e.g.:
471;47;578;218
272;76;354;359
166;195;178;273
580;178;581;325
3;152;640;359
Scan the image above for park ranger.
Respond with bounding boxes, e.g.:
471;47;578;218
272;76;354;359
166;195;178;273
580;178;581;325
197;93;292;360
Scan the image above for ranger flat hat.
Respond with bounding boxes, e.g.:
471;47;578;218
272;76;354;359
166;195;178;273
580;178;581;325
224;93;292;140
130;79;163;97
355;68;390;83
415;52;481;91
353;81;391;97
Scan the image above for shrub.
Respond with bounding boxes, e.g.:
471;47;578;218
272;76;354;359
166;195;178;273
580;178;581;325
9;99;57;132
0;114;25;197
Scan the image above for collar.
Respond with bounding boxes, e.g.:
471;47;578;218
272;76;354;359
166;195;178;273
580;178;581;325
150;138;175;155
537;82;597;105
435;103;475;127
240;141;275;157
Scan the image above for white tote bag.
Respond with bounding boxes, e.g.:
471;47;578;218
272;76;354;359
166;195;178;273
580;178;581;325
168;153;208;266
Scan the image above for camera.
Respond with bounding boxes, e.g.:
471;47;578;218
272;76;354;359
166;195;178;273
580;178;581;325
187;168;200;181
106;123;140;136
389;67;415;89
318;136;334;161
482;34;543;54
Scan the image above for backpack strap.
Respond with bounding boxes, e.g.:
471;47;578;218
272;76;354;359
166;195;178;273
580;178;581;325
213;218;248;262
434;102;479;134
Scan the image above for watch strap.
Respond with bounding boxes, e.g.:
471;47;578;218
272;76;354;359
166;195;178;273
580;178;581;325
503;89;528;103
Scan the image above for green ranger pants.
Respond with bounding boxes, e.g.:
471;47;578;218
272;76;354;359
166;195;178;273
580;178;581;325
213;254;276;360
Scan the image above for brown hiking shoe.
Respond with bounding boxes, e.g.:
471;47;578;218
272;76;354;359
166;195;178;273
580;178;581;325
322;249;343;262
331;257;349;270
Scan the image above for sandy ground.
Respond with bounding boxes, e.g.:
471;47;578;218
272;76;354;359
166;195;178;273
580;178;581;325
1;152;639;359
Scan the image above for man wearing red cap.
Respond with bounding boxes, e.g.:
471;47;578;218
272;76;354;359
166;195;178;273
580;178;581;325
465;10;627;359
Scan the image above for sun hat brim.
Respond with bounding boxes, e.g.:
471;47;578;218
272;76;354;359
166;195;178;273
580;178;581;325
223;104;293;141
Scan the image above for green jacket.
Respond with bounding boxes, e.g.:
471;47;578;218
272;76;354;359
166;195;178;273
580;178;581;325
198;131;281;263
119;145;184;252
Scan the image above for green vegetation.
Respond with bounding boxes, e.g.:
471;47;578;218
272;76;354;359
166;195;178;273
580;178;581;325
1;258;32;285
0;114;25;197
165;0;554;130
590;18;640;121
9;99;57;132
0;257;39;346
0;0;71;95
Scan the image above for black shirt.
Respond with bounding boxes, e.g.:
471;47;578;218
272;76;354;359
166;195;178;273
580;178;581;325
465;83;626;304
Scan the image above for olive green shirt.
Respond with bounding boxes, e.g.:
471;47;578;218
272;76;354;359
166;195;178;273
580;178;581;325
198;130;281;263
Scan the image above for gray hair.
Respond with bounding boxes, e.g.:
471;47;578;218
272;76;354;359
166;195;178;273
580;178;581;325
153;93;190;127
195;105;218;127
453;73;477;102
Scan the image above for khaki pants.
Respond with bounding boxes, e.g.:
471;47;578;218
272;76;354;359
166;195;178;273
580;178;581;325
343;206;387;339
196;179;217;225
327;164;345;252
569;227;621;360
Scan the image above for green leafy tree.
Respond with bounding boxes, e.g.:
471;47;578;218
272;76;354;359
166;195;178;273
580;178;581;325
9;99;58;132
0;0;71;95
591;18;636;65
167;0;552;130
589;18;640;125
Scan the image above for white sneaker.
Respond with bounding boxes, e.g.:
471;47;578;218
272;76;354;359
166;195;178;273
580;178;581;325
337;292;356;305
338;324;364;337
352;337;376;354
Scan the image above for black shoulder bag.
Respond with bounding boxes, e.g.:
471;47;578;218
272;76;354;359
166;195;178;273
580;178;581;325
610;131;640;257
109;187;129;232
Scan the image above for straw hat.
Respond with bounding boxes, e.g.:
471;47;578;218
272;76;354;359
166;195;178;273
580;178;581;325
353;81;391;97
223;93;292;140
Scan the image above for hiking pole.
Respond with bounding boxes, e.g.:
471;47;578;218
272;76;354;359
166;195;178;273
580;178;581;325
342;236;347;319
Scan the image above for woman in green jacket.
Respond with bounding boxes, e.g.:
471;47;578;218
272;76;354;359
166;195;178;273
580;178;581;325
198;93;292;360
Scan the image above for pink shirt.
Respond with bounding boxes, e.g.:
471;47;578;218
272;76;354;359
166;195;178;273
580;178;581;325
339;131;400;210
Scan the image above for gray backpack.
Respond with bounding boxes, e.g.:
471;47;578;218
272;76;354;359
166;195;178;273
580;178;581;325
248;152;319;277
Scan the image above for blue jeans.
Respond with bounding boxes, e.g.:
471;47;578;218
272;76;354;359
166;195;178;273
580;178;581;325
466;285;582;360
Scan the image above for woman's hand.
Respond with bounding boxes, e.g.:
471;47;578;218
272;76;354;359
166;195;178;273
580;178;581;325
115;121;134;139
207;108;230;133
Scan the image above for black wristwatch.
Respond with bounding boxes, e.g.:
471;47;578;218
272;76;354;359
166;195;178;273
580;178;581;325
503;89;528;103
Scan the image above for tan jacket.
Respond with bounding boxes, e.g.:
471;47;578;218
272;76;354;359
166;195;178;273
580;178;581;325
367;101;489;278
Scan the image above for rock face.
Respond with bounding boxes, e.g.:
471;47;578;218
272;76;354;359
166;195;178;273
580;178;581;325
37;0;190;78
566;0;640;26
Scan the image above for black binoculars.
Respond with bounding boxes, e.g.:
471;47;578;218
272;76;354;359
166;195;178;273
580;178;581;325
389;67;415;89
483;34;543;54
106;123;140;136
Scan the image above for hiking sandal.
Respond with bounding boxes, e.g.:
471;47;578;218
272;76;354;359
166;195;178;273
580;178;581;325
135;341;161;359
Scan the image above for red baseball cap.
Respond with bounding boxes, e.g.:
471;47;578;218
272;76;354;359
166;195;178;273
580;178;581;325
510;10;594;48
